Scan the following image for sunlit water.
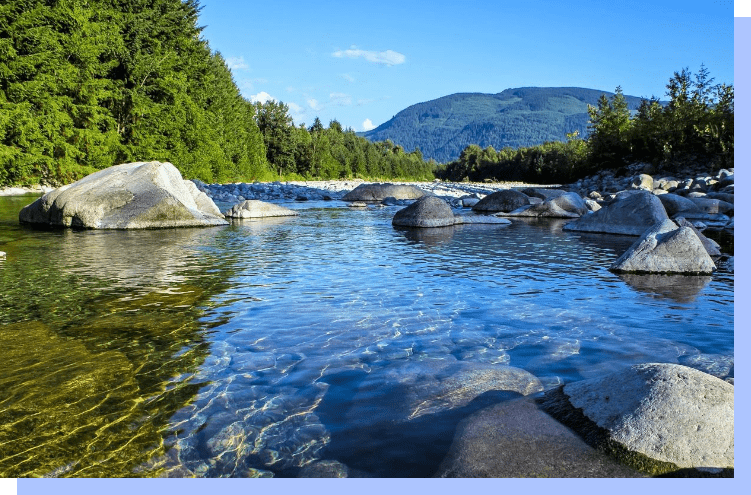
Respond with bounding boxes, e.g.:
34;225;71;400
0;194;733;477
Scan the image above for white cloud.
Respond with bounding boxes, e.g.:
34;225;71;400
332;46;406;66
249;91;275;104
330;92;352;106
307;98;323;111
362;118;377;131
226;56;249;70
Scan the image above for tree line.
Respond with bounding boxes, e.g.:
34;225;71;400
1;2;733;189
0;0;435;187
436;66;733;184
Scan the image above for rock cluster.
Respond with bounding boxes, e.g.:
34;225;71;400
568;165;733;234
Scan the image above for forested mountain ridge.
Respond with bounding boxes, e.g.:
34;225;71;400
361;87;650;163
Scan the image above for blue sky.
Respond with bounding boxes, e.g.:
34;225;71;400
197;0;734;132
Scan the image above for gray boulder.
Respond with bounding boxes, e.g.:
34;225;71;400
554;363;734;474
392;196;456;228
689;197;733;215
436;397;644;478
224;200;298;219
563;190;669;236
472;189;530;213
19;161;227;229
500;192;588;218
658;193;702;217
609;219;716;274
342;183;429;201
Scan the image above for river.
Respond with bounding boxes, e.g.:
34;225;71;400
0;194;734;477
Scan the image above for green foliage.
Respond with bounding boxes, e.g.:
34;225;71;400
0;0;272;186
589;65;733;172
440;67;733;184
0;0;434;186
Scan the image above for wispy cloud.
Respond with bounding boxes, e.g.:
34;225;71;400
332;46;406;66
362;118;376;131
307;98;323;111
329;92;352;106
226;56;249;70
341;73;356;82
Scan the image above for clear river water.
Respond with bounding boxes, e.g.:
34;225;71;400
0;193;733;478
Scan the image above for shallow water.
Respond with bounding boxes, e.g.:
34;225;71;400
0;195;734;477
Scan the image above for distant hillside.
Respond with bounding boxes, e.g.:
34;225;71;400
361;87;649;163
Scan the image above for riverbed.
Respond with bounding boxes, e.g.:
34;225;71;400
0;193;734;477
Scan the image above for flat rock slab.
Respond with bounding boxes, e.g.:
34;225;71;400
610;219;716;274
436;397;645;478
19;161;227;229
343;183;429;201
546;363;733;475
224;200;298;219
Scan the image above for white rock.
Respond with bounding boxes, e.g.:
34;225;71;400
564;363;734;470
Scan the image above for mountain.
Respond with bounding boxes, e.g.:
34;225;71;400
360;87;650;163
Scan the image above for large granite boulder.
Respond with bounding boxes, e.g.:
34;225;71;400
392;196;456;227
224;200;298;219
472;189;530;213
436;397;644;478
500;192;588;218
19;161;227;229
609;219;716;274
541;363;734;475
342;183;429;202
563;190;669;236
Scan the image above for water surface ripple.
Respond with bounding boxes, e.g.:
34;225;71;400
0;197;734;477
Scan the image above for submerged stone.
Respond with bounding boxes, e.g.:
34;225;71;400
436;397;645;478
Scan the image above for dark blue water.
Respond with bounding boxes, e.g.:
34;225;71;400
0;196;734;477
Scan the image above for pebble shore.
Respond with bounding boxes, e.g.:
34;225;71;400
191;178;557;206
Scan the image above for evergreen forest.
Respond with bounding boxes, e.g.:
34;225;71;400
0;0;435;187
0;1;733;188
